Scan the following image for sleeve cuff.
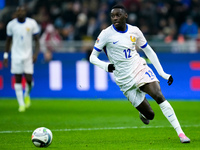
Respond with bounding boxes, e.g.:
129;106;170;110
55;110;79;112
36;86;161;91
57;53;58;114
140;42;148;49
94;46;102;52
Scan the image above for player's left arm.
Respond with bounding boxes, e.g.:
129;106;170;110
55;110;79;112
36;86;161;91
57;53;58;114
33;34;40;63
90;29;115;72
141;44;173;85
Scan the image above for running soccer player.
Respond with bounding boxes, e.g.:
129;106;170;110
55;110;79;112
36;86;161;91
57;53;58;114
3;6;40;112
89;4;190;143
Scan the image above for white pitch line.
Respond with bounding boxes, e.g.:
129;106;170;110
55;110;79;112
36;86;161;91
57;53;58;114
0;124;199;134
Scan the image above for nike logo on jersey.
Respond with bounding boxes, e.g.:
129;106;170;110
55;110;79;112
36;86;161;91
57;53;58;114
113;41;119;44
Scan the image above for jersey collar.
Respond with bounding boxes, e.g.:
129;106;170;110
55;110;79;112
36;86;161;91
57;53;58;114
112;24;128;33
17;17;27;24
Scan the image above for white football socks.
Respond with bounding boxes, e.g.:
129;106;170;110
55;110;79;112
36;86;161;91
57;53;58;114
14;83;24;106
159;100;184;136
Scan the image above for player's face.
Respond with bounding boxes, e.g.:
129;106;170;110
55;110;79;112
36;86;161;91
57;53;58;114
16;7;26;19
111;8;127;31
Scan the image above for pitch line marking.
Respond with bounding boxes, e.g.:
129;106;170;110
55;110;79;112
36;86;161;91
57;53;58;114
0;124;199;134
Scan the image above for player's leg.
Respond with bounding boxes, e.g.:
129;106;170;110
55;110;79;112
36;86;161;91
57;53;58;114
136;97;154;125
124;86;154;125
140;81;190;143
24;58;34;108
140;81;165;104
24;73;33;108
14;74;25;112
11;59;25;112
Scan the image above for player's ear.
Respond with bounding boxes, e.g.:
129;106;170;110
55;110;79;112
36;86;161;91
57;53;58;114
125;13;128;19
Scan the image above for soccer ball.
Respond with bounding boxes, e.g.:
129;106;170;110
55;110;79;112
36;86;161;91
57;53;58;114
31;127;53;147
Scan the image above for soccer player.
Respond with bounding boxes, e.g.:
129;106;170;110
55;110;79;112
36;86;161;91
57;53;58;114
89;4;190;143
3;6;40;112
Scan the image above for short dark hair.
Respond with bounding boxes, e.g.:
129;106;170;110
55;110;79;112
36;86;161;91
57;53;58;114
111;4;127;13
16;5;26;11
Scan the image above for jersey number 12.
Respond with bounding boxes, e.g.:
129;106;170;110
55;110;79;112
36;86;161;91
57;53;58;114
123;49;132;59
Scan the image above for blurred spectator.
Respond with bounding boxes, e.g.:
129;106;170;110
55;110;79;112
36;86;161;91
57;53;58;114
34;6;51;34
40;24;62;62
127;13;137;25
86;17;98;39
179;16;198;40
171;0;191;28
1;0;200;53
61;1;79;25
74;13;88;40
190;0;200;26
49;4;61;21
164;17;177;43
174;16;198;53
123;0;140;16
0;21;6;40
139;1;157;35
61;23;75;41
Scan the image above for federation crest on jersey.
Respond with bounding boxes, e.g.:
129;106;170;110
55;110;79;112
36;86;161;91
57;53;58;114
130;36;136;45
26;27;30;32
130;36;136;42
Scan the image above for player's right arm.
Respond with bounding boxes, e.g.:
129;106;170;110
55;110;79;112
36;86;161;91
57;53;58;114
89;48;115;72
3;36;12;68
3;21;13;67
89;29;115;72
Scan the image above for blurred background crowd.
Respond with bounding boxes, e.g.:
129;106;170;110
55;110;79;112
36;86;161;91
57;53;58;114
0;0;200;60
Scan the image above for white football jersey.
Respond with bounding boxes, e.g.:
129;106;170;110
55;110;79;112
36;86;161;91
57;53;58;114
94;24;148;92
7;17;40;60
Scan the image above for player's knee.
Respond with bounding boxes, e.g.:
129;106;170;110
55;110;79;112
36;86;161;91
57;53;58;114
146;110;154;120
154;91;165;104
149;111;155;120
25;77;32;84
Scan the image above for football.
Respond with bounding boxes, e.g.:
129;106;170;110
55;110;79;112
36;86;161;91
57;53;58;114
31;127;53;147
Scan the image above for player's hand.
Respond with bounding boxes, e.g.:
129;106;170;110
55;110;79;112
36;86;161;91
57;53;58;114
167;75;173;86
3;59;8;68
108;64;115;72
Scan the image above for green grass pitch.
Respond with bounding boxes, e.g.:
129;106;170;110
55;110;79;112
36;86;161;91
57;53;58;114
0;99;199;150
